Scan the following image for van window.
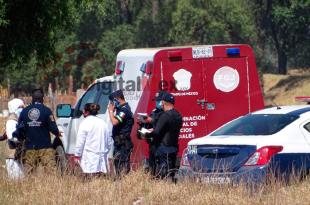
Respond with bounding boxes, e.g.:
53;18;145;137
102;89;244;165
97;90;110;114
97;81;115;114
304;122;310;133
74;84;99;118
211;114;299;136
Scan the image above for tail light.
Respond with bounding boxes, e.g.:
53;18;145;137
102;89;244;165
115;61;125;75
180;148;190;167
295;96;310;104
145;61;153;75
168;50;182;61
244;146;283;166
140;61;153;75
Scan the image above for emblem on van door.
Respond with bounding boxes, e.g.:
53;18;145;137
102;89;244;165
173;69;192;91
213;66;240;92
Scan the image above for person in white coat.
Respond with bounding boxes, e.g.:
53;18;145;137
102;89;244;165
3;98;25;179
74;103;111;178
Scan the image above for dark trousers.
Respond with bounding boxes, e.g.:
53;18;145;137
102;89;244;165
155;146;178;179
148;144;158;176
113;134;133;177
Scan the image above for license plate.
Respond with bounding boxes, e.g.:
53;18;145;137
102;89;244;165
199;176;231;184
192;46;213;58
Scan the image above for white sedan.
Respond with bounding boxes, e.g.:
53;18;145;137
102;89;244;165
178;105;310;184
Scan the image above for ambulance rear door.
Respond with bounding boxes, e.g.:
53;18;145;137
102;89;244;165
202;56;250;132
159;50;208;157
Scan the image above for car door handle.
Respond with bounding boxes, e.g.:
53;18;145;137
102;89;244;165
62;123;69;127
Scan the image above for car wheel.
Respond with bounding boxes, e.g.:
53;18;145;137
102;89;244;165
55;145;67;174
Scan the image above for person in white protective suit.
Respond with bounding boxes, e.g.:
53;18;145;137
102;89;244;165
3;98;25;179
74;103;111;178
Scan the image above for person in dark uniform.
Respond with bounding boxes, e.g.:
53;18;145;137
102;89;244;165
17;88;60;174
148;92;182;180
108;89;134;176
137;91;165;175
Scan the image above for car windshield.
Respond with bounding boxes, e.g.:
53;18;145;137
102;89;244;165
211;114;299;136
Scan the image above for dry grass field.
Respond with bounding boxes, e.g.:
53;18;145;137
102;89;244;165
0;169;309;205
263;69;310;106
0;70;310;205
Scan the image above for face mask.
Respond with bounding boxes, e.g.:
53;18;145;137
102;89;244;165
15;108;23;118
113;98;120;108
156;101;163;110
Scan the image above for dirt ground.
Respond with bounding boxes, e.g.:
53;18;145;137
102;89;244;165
263;69;310;105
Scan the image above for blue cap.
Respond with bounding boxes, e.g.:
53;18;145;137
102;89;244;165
162;92;175;104
154;90;167;101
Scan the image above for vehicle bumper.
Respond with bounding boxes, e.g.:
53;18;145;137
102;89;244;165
177;165;268;185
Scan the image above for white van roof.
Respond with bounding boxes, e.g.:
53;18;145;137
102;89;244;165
94;75;115;83
117;44;247;59
117;49;159;58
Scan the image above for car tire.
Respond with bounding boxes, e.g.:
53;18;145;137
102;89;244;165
55;145;67;174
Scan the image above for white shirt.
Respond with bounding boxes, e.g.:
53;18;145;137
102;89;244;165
75;115;112;173
6;119;17;140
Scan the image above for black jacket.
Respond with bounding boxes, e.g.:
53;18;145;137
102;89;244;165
152;109;182;147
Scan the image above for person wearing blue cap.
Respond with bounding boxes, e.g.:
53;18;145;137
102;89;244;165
108;89;134;176
147;92;182;180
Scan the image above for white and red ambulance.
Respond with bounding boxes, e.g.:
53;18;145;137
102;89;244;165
55;44;265;168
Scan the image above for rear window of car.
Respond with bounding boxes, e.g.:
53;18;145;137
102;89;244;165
211;114;299;136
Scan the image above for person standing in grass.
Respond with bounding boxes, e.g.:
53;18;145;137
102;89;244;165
17;88;60;175
108;89;134;177
137;91;165;175
0;98;25;179
148;92;182;181
74;103;111;178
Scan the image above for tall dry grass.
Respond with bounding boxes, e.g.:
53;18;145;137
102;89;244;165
0;169;310;205
0;117;5;132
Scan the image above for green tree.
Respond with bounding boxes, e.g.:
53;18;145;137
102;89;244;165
76;0;120;42
252;0;310;74
0;0;77;68
5;56;41;96
170;0;257;45
98;24;136;75
0;0;8;26
134;0;176;47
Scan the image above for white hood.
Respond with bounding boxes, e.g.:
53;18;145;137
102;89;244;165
8;98;24;114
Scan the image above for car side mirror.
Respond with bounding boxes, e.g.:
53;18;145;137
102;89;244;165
56;104;72;118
